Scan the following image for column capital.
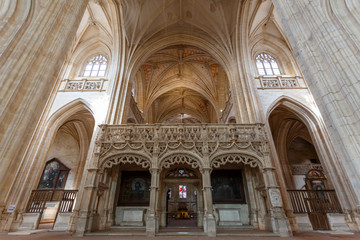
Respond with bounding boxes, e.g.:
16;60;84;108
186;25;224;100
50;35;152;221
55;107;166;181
201;167;212;173
149;168;160;174
262;167;276;172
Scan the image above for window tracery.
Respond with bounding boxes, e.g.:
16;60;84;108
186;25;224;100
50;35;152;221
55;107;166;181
256;53;281;75
166;167;197;178
82;55;108;77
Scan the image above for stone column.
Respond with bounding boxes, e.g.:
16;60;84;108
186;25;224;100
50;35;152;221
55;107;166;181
106;165;119;228
97;171;110;231
146;168;159;236
201;168;216;237
73;168;102;236
0;0;88;217
244;167;259;228
273;0;360;210
262;167;292;237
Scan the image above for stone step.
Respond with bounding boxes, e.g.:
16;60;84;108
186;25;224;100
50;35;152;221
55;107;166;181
217;232;280;237
217;224;255;230
86;232;147;236
156;232;206;236
110;226;145;230
8;229;49;235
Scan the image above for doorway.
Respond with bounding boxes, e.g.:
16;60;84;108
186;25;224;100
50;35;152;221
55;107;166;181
166;182;198;228
160;167;202;229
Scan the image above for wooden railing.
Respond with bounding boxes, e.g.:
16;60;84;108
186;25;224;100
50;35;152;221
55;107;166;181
26;190;78;213
287;190;342;213
58;190;78;213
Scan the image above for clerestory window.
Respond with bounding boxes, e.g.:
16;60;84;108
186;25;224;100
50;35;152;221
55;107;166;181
82;55;108;77
256;53;281;75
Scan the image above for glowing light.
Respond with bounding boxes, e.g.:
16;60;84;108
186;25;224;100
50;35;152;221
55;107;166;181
179;185;187;198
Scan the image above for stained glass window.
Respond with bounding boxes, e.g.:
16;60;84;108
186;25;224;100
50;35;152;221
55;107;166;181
179;185;187;198
82;55;108;77
256;53;281;75
38;159;69;189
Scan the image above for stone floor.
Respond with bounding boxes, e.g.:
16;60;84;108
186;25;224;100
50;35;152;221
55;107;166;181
0;231;358;240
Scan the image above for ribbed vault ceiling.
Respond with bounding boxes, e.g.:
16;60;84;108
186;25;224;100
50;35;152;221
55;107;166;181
120;0;240;48
135;45;228;123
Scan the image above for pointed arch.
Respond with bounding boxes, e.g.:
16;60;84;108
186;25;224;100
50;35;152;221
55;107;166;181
100;153;151;170
109;34;237;124
210;152;264;169
250;33;300;76
266;95;322;130
159;152;203;170
69;40;112;79
47;98;95;128
267;95;357;211
28;99;96;189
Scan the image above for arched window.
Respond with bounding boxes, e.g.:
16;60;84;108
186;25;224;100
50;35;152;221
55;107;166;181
82;55;108;77
256;53;281;75
37;159;69;189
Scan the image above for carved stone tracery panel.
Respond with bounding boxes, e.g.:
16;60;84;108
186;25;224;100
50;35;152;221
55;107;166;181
101;154;150;169
160;154;201;169
211;154;261;169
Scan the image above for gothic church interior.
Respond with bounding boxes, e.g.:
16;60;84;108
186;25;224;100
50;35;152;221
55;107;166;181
0;0;360;237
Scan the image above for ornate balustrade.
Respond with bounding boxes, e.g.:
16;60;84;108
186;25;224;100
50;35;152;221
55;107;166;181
58;78;107;92
97;124;266;144
256;76;307;89
95;124;269;170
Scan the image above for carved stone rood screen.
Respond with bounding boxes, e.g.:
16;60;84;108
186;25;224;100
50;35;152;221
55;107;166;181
94;124;270;171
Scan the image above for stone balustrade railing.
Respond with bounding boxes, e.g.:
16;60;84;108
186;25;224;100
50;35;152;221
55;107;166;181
256;76;307;89
94;124;272;170
291;164;323;175
58;78;107;92
96;124;267;144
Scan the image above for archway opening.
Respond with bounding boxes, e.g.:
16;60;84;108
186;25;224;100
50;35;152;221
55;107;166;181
210;159;266;230
161;166;202;229
33;108;95;230
268;105;340;231
269;105;327;190
113;163;151;228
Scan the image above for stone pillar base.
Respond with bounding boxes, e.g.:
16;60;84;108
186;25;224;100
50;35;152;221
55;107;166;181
53;213;72;231
72;211;92;237
146;214;157;237
271;208;292;237
204;214;216;237
19;213;40;231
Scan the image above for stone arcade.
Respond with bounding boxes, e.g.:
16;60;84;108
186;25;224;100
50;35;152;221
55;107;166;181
0;0;360;237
